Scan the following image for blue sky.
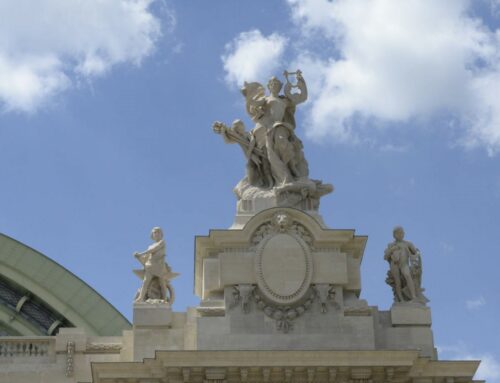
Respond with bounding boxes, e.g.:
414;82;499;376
0;0;499;380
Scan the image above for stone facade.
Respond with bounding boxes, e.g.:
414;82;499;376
0;206;482;383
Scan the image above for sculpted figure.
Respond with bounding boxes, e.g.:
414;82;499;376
243;71;309;186
213;70;333;211
384;226;428;305
133;227;178;304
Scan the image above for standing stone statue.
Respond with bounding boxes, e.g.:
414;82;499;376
213;70;333;211
384;226;429;305
133;227;178;304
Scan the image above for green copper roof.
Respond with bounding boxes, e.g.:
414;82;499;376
0;233;131;336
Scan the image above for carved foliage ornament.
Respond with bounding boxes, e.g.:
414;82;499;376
253;287;315;333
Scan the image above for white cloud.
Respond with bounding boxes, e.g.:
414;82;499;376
286;0;500;153
0;0;166;113
222;30;287;86
466;296;486;310
439;344;500;382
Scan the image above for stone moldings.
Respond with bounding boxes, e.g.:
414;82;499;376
90;350;481;383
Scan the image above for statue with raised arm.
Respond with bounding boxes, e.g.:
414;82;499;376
213;70;333;213
384;226;429;305
133;227;178;304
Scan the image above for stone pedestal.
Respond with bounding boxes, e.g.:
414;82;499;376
132;302;172;361
390;303;432;326
133;302;173;327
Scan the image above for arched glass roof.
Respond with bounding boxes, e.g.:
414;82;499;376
0;233;131;336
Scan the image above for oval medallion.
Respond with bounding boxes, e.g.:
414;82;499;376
255;232;313;305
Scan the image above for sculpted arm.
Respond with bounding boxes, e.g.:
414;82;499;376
408;241;417;253
246;134;257;160
134;239;165;258
408;241;419;262
134;250;148;266
285;71;308;105
149;239;166;255
384;243;394;261
248;95;266;108
213;122;237;144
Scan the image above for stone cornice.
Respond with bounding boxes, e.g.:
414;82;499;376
91;350;480;383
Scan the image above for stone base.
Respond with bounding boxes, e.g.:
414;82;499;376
230;178;332;229
390;303;431;326
132;302;175;361
133;302;172;328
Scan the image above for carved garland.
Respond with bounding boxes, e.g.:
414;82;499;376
253;287;316;333
232;284;336;333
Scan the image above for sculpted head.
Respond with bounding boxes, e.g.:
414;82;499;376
267;76;283;96
273;212;291;232
151;227;163;241
393;226;405;241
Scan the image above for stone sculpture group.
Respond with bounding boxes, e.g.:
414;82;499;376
213;70;333;211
